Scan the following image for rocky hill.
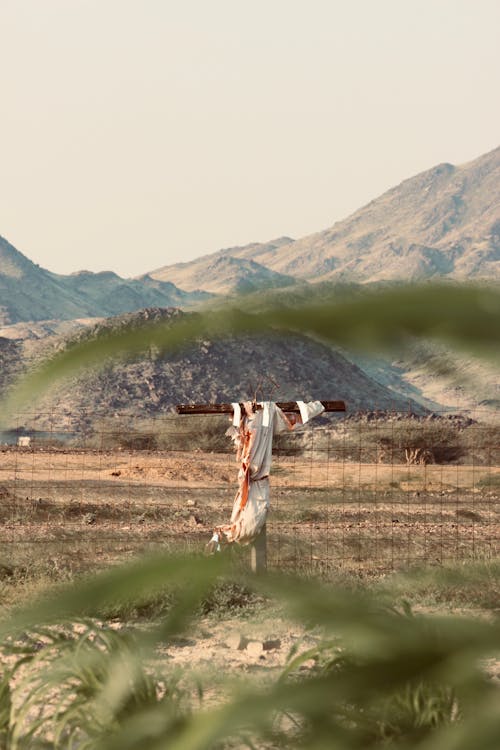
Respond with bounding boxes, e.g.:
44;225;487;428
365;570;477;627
150;238;297;294
254;147;500;283
149;146;500;289
0;336;23;395
0;236;211;325
0;307;423;431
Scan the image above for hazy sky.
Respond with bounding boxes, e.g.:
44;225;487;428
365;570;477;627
1;0;499;278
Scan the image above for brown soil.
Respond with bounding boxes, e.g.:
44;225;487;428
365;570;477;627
0;447;498;577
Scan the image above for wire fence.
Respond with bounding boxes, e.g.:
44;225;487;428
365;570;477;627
0;408;499;577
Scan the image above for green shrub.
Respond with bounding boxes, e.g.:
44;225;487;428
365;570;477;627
1;554;500;749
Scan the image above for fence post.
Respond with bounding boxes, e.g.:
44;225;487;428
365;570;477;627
251;523;267;573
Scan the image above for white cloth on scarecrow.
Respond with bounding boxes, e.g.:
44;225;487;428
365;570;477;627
212;400;324;546
296;400;325;425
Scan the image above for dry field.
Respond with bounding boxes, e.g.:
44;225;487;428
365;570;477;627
1;446;498;577
1;444;500;749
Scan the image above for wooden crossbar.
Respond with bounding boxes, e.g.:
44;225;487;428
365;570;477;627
176;400;346;415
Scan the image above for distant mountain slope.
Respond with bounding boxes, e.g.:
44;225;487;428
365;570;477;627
148;146;500;289
0;317;102;342
2;144;498;325
150;238;297;294
0;307;422;430
343;344;500;416
0;236;211;325
243;146;500;283
0;236;90;324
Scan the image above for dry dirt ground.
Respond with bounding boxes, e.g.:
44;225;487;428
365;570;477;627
1;448;499;737
152;614;500;705
0;447;498;573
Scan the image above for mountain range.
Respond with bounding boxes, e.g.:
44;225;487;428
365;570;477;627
0;145;498;420
150;145;500;289
1;145;498;324
0;236;210;326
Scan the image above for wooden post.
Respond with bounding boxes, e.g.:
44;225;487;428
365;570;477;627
250;523;267;574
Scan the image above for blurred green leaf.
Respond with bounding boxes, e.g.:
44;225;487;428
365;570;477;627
0;554;499;749
0;552;227;642
0;280;498;747
1;283;498;420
